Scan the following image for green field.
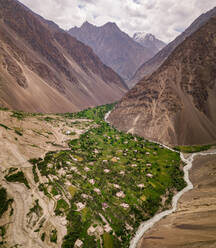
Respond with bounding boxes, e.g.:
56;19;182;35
174;144;214;153
29;104;186;247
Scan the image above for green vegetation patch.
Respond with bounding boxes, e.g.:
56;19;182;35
38;183;51;198
0;187;13;218
0;123;11;130
174;144;214;153
11;111;27;120
60;103;116;122
0;226;6;238
66;131;76;136
103;233;113;248
10;110;43;120
43;116;55;122
0;107;9;111
27;199;42;219
55;199;69;216
68;186;77;198
32;165;39;183
41;232;46;242
8;168;18;174
50;229;57;243
14;128;23;136
5;171;30;189
0;225;7;246
29;104;186;248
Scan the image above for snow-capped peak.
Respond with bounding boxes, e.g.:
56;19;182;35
133;32;155;42
145;33;155;41
133;32;166;52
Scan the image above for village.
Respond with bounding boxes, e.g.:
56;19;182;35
27;105;185;247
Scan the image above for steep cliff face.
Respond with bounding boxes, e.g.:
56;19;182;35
0;0;127;113
108;17;216;146
130;6;216;88
68;22;154;82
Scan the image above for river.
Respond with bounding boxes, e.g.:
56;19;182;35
104;110;216;248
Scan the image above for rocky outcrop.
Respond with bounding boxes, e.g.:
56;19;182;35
0;0;127;113
108;16;216;146
68;22;154;82
130;6;216;88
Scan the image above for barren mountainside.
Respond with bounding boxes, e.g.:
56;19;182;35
108;16;216;146
0;0;127;113
68;22;154;82
130;6;216;88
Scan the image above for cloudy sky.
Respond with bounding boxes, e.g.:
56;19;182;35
18;0;215;43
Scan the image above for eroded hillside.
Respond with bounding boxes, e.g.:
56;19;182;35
130;6;216;88
109;16;216;146
0;0;127;113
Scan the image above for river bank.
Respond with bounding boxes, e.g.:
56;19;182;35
106;110;216;248
138;153;216;248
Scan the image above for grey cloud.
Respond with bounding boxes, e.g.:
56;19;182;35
18;0;215;43
125;6;147;19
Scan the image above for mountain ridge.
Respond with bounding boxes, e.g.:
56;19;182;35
68;21;154;82
0;0;127;113
130;6;216;88
108;16;216;146
133;32;166;55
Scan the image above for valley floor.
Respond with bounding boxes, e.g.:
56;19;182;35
138;153;216;248
0;105;185;248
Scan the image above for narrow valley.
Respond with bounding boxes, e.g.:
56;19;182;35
0;1;216;248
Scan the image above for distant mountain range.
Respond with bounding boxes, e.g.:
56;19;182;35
0;0;127;113
68;22;155;82
108;14;216;146
130;6;216;88
133;32;166;54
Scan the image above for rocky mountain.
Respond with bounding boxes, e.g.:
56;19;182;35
133;32;166;54
0;0;128;113
108;16;216;146
130;6;216;88
68;22;154;82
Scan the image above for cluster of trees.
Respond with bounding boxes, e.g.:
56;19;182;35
0;187;13;218
5;171;30;189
